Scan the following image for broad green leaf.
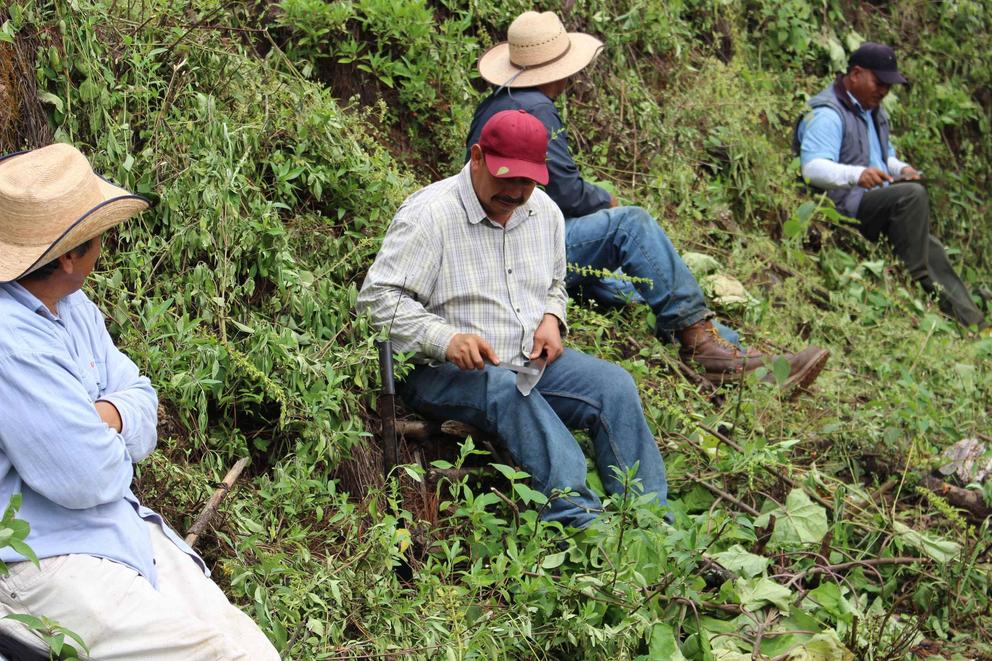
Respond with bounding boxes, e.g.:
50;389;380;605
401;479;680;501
825;36;847;72
737;577;793;613
541;551;566;569
228;319;255;334
648;623;687;661
3;493;22;518
713;650;750;661
806;582;859;624
756;489;829;548
46;633;65;656
892;521;960;562
401;464;422;482
4;613;44;628
8;540;39;566
783;217;802;239
711;545;769;578
513;483;548;506
773;356;792;386
491;463;529;481
785;629;854;660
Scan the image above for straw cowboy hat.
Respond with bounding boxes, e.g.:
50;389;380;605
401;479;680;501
0;143;149;282
478;11;604;88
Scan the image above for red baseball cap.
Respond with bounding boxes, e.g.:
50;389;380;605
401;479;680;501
478;110;549;185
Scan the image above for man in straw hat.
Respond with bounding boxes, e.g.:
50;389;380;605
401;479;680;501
0;144;278;659
467;11;830;391
360;110;670;527
795;42;986;329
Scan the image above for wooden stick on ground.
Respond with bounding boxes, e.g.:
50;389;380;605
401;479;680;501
922;475;992;521
185;457;250;548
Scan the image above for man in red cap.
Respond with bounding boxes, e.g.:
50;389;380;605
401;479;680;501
359;110;670;527
796;42;986;329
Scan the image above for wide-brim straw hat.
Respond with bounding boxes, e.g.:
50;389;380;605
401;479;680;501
478;11;604;88
0;143;149;283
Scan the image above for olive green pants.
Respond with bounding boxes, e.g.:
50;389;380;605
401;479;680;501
857;183;985;328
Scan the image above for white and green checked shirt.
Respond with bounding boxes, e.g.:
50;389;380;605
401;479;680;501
358;164;568;364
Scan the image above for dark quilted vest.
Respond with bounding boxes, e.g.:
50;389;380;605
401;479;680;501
796;76;892;218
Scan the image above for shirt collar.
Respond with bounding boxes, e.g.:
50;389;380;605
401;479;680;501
457;164;488;225
456;163;536;229
846;90;870;116
0;281;61;322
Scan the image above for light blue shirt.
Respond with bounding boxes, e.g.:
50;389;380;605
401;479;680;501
0;282;205;587
798;92;896;171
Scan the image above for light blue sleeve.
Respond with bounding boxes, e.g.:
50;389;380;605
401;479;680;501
0;350;135;510
85;301;158;462
799;107;843;166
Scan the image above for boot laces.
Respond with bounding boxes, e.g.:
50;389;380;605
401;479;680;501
707;325;741;354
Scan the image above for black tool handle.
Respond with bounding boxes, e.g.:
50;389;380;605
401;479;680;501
376;340;399;476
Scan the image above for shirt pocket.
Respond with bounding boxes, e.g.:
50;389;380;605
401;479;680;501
79;359;106;400
94;359;108;395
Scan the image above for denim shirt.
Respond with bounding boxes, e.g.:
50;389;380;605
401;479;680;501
466;87;613;219
0;282;206;587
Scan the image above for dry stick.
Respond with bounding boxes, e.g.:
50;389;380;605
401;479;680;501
793;556;928;583
688;475;761;517
490;487;520;527
185;457;250;547
751;609;777;661
680;435;762;516
697;423;835;512
652;348;720;400
922;475;992;520
907;320;938;376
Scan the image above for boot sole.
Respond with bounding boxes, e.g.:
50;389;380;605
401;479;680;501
781;348;830;397
700;348;830;396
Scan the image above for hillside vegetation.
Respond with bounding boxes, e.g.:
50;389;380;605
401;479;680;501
2;0;991;658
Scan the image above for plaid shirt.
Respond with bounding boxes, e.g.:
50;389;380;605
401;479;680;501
358;164;568;363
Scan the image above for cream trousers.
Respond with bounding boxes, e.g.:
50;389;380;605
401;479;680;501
0;521;279;660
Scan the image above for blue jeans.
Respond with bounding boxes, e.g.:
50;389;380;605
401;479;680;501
564;206;741;346
400;349;668;528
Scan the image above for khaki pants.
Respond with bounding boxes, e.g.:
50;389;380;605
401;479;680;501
0;521;279;660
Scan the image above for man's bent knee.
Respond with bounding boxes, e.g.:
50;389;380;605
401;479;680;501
614;206;659;234
901;182;929;210
593;360;640;402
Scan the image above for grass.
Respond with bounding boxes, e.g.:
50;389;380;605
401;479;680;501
1;0;991;657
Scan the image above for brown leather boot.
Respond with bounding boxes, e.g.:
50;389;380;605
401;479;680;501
679;320;769;384
767;346;830;394
678;320;829;393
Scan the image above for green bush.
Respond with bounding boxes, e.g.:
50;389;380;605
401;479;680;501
2;0;990;656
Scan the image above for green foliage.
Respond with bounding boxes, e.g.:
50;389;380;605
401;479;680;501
0;494;36;572
0;496;88;659
3;0;990;657
3;614;88;660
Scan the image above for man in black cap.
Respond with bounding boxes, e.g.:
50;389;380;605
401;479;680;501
796;42;986;328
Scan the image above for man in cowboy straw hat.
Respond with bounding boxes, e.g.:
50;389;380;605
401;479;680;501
359;110;670;527
0;144;279;659
795;42;986;329
467;10;830;391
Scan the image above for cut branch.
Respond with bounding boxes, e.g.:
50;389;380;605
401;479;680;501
185;457;249;548
922;475;992;521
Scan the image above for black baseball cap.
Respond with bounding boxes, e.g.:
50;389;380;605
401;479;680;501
849;42;909;85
